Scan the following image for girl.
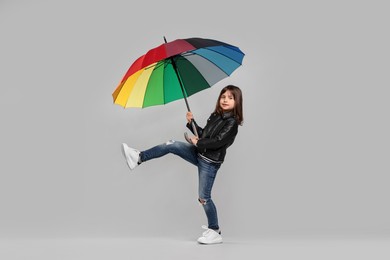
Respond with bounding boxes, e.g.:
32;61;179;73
121;85;243;244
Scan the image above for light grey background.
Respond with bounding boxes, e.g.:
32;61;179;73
1;0;389;240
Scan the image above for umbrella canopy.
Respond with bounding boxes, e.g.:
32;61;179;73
112;37;245;109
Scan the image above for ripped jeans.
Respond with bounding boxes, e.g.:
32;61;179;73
139;140;222;230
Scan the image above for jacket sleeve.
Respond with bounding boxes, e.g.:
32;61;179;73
186;120;203;136
196;118;238;150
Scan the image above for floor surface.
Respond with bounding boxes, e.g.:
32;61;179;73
1;236;389;260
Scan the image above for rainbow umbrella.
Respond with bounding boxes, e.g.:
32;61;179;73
112;37;245;135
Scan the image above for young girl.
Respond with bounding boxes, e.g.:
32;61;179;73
121;85;243;244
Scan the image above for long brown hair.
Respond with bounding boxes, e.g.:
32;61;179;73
214;85;244;125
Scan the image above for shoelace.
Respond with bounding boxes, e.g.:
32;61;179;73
201;225;212;237
201;225;221;236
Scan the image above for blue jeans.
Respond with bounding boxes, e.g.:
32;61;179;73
140;140;222;230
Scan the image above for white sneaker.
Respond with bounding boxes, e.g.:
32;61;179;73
197;225;222;245
121;143;140;171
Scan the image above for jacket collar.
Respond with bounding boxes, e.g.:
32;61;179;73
222;111;234;119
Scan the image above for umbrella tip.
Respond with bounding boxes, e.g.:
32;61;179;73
163;36;167;43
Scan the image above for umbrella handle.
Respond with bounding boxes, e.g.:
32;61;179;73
184;120;198;145
184;132;192;144
191;119;198;137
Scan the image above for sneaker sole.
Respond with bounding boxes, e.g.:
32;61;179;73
197;240;223;245
121;143;135;170
197;237;223;245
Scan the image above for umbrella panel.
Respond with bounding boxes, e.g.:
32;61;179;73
142;59;209;108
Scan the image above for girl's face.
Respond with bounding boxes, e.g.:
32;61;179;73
219;90;235;112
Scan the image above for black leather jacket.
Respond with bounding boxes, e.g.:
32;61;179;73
187;112;239;163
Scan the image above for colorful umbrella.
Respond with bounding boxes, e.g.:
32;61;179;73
112;37;245;136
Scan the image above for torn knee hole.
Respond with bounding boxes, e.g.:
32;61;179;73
165;140;175;145
198;198;207;205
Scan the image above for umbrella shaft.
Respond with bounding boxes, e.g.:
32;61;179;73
170;58;190;109
165;36;197;137
164;36;191;112
191;120;198;137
